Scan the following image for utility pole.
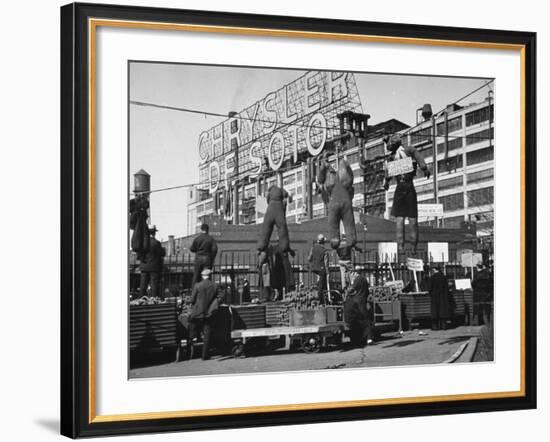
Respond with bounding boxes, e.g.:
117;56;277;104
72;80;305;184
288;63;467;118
431;114;439;227
306;157;313;220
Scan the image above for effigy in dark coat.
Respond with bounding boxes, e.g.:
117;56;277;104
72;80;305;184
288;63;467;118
317;157;357;250
257;185;291;253
130;196;150;260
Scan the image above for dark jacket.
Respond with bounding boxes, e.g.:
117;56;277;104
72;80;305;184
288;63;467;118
428;271;451;319
139;237;165;272
130;197;150;258
473;269;493;302
309;243;328;273
271;245;295;292
267;185;289;202
190;233;218;262
344;275;372;324
189;279;221;320
337;245;352;261
317;160;354;202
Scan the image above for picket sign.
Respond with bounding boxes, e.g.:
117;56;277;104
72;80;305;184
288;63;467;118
385;280;405;293
386;157;414;177
406;257;424;272
455;279;472;290
461;252;483;280
406;257;424;292
461;252;483;268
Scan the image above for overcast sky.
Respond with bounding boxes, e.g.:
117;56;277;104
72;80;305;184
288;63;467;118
129;62;492;240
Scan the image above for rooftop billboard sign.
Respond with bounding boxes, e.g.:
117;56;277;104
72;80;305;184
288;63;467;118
197;71;362;192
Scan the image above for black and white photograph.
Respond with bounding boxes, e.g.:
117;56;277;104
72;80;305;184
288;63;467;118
128;63;495;378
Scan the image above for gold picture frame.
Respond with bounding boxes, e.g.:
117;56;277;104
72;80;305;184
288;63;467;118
61;2;536;437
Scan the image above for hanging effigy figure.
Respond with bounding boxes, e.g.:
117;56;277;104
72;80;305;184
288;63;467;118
317;154;357;250
383;134;431;252
257;183;291;254
129;194;150;261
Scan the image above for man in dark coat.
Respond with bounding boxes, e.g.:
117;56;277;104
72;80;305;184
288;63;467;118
138;226;165;299
473;264;494;324
383;134;430;252
343;270;374;346
308;234;329;304
188;268;222;360
190;223;218;286
427;266;451;330
271;244;295;296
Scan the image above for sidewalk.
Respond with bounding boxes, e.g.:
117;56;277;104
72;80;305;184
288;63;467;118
130;325;486;379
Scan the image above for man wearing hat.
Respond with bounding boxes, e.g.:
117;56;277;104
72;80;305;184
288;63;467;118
138;225;166;299
188;268;222;360
308;234;329;304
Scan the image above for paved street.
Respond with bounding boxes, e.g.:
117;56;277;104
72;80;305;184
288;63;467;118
130;325;485;378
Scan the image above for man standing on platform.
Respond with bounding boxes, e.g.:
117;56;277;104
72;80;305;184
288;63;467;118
190;223;218;286
138;225;165;299
308;234;329;304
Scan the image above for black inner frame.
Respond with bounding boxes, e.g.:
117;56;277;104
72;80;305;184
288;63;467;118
60;2;537;438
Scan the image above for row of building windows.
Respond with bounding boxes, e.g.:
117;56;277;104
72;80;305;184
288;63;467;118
466;146;494;166
439;192;464;212
467;168;494;184
410;127;431;145
438;154;463;174
439;175;463;191
467;186;494;206
465;127;494;145
436;136;463;154
465;104;493;127
421;146;493;172
436;115;463;135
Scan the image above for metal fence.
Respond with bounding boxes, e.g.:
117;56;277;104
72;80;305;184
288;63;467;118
130;249;475;301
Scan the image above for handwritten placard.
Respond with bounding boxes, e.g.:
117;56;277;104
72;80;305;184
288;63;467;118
418;203;444;218
406;257;424;272
387;157;414;177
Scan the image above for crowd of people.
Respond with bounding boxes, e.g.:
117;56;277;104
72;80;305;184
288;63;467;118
129;130;493;359
132;216;494;360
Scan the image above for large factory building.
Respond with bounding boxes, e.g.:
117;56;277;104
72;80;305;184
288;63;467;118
185;70;494;248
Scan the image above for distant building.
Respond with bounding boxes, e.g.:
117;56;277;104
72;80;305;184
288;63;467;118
389;99;494;237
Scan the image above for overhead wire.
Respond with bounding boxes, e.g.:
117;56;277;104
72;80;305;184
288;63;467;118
130;78;495;196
